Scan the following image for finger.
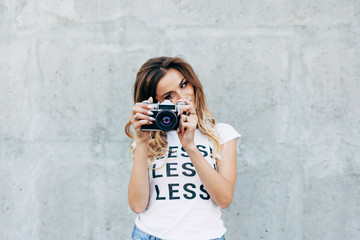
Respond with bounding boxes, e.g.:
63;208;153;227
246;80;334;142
180;111;197;123
179;105;195;116
179;115;186;133
177;98;192;105
179;120;186;133
179;110;197;132
177;126;182;135
181;120;195;130
179;98;195;110
135;101;153;109
181;119;197;134
180;114;188;123
179;116;191;133
183;114;197;123
132;105;154;117
133;119;153;130
133;113;155;122
180;122;195;133
177;99;195;115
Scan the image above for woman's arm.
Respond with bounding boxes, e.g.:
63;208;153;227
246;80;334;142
128;140;150;213
128;98;154;213
185;139;237;209
176;98;238;208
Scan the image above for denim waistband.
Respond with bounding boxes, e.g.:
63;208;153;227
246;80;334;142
131;224;226;240
131;224;162;240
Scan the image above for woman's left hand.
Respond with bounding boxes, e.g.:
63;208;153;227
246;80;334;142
177;98;198;150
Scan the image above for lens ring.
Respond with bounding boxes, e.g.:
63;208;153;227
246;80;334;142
162;115;171;125
156;111;177;131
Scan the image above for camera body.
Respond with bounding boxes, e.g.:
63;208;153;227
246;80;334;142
141;100;186;131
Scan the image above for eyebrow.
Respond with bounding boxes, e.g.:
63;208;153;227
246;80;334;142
161;78;185;98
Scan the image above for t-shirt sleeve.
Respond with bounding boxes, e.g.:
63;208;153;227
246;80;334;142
216;123;242;145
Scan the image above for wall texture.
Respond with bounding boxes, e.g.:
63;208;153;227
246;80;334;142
1;0;360;239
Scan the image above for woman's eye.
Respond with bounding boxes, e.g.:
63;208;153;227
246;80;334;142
164;93;174;99
180;80;188;89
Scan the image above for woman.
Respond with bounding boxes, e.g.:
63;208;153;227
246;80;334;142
125;56;241;240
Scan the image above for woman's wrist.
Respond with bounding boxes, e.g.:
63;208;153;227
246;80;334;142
134;139;149;153
135;137;149;146
183;143;197;153
133;139;149;164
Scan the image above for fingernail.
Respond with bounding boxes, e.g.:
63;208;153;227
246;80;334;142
150;117;155;121
148;111;154;115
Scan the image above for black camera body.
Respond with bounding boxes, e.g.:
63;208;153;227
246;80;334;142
141;100;186;131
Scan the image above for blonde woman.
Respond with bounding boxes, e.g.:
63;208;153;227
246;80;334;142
125;57;241;240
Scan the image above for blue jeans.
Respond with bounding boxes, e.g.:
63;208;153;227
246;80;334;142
131;224;226;240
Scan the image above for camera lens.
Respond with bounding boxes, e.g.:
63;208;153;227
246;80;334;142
156;111;178;131
162;116;171;125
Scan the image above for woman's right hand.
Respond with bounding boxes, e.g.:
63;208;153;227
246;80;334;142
131;97;155;143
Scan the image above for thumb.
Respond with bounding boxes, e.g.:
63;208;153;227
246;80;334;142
148;96;153;103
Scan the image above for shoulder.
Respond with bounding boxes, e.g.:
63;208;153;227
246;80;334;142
215;122;234;132
215;122;242;145
215;122;238;135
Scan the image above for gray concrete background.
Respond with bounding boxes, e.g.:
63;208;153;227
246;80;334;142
1;0;360;239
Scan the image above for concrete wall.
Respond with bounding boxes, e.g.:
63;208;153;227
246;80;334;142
1;0;359;239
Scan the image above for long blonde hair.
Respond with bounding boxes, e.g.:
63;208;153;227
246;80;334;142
124;57;221;164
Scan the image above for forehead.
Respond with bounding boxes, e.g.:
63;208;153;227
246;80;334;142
156;69;184;95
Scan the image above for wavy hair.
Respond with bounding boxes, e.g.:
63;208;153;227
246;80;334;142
125;56;221;165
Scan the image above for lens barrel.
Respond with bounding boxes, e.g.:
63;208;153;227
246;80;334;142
156;110;178;131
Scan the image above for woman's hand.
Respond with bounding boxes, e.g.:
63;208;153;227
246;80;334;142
177;98;198;150
131;97;155;143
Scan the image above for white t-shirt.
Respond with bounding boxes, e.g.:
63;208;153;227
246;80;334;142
134;123;241;240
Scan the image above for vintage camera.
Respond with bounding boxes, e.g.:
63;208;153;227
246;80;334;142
141;99;186;131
